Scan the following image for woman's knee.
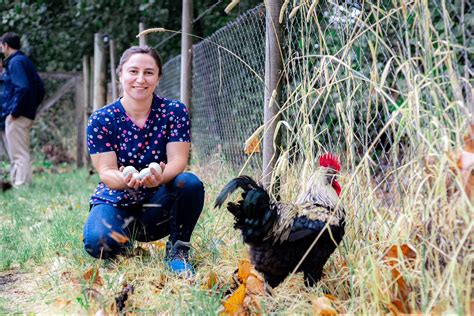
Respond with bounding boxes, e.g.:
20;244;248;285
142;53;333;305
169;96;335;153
83;205;130;259
172;172;204;194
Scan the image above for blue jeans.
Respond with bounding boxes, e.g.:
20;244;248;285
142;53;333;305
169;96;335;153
83;172;205;259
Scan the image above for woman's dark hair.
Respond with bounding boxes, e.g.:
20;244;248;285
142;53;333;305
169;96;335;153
116;45;162;77
0;32;21;50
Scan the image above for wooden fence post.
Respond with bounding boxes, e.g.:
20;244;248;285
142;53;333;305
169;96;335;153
83;56;91;167
89;56;94;114
139;22;146;46
75;73;86;168
93;33;107;111
181;0;193;109
262;0;283;188
110;39;118;100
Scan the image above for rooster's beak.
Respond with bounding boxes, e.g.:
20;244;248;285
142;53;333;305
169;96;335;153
325;168;338;184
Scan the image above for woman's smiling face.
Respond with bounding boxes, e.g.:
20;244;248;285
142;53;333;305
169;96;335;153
119;53;160;103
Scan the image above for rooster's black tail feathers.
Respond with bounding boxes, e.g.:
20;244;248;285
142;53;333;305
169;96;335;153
215;175;275;245
214;175;261;208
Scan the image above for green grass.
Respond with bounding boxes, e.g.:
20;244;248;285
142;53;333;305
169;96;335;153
0;164;248;313
0;167;95;271
0;163;332;314
0;157;471;314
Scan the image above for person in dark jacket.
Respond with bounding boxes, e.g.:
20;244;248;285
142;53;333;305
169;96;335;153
1;32;45;187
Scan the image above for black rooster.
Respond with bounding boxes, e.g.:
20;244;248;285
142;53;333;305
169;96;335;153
215;153;345;288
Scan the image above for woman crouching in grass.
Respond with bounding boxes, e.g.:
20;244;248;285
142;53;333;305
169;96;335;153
83;46;204;276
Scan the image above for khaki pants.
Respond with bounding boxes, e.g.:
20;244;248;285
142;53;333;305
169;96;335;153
0;130;7;162
5;115;33;186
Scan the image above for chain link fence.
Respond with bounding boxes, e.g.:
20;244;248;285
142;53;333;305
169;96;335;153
158;5;266;174
35;78;78;164
157;54;181;102
158;0;470;189
280;0;403;202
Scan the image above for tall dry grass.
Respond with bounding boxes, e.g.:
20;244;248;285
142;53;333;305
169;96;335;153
259;0;473;313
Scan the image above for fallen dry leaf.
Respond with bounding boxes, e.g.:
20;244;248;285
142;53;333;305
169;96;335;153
149;240;166;250
245;273;264;295
243;274;265;315
53;298;71;308
311;296;337;315
324;294;337;301
383;244;417;313
109;231;129;244
223;260;266;314
222;283;246;314
237;259;252;283
83;267;104;287
244;134;261;155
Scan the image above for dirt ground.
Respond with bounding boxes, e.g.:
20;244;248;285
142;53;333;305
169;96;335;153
0;268;52;313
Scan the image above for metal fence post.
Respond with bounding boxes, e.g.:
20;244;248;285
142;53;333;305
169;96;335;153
262;0;283;188
181;0;193;110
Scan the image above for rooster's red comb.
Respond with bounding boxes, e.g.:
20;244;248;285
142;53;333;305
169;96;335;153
319;153;341;172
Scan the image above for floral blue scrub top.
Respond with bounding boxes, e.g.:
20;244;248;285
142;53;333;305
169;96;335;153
87;94;191;207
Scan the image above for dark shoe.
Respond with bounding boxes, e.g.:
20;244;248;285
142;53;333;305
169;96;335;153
165;240;195;277
1;181;12;192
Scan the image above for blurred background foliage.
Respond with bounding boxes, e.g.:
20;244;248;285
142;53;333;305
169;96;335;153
0;0;260;163
0;0;261;70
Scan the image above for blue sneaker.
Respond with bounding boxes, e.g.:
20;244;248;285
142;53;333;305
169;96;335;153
165;240;195;277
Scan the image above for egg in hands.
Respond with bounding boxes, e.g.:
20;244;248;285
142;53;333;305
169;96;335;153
121;162;164;189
